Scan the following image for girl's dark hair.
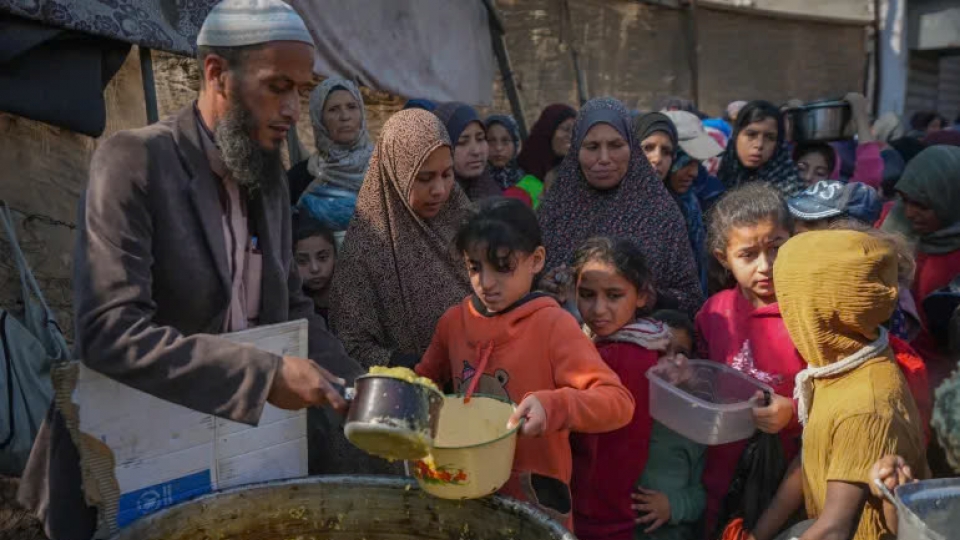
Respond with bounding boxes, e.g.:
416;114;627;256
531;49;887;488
706;183;793;292
910;110;941;131
292;211;337;252
733;100;785;148
571;237;655;296
794;142;836;173
455;197;542;272
651;309;695;342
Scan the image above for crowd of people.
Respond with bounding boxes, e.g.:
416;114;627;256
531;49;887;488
12;2;960;540
291;77;960;540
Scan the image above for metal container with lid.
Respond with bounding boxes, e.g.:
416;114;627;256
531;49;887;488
108;476;576;540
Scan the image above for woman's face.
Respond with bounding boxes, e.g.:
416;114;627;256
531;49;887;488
409;146;455;220
578;123;631;190
551;117;575;158
668;162;699;195
797;150;831;185
901;192;943;235
295;235;336;293
736;117;779;169
453;121;488;179
322;89;363;145
640;132;675;180
486;123;516;169
928;117;944;133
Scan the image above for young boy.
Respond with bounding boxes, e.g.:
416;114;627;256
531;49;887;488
749;230;927;540
632;310;706;540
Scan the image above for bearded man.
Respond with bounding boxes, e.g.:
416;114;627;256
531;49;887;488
18;2;363;538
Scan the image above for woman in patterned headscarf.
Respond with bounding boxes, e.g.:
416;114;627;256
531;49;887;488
516;103;578;207
485;114;525;190
538;97;703;316
292;79;375;233
433;102;502;201
329;109;472;368
716;100;805;198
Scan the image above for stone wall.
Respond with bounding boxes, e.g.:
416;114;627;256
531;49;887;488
0;1;868;342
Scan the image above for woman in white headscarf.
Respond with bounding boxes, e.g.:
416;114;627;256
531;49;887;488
290;78;375;231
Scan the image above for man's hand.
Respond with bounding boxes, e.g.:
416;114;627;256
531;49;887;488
508;395;547;437
752;392;794;434
631;487;671;533
268;356;348;413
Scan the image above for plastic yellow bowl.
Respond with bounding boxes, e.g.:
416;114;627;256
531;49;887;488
410;395;519;500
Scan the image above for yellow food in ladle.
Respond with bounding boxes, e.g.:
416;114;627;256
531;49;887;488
368;366;440;393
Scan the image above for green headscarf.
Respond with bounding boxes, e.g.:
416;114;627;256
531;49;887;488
882;145;960;254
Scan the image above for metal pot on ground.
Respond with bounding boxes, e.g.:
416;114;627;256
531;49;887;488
108;476;576;540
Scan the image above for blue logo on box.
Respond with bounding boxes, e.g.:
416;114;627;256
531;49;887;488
117;470;212;527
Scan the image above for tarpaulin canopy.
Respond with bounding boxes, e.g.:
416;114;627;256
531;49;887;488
0;0;496;104
290;0;494;104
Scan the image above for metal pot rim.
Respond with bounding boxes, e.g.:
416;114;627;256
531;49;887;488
354;373;445;400
108;476;578;540
784;99;848;112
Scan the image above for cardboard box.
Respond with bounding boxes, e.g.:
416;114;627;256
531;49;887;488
54;320;309;538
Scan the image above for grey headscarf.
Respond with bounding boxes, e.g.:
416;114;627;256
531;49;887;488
305;78;375;194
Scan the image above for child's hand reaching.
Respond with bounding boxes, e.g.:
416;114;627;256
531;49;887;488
751;392;794;434
870;455;914;497
539;265;573;305
651;353;693;385
508;395;547;437
631;487;671;533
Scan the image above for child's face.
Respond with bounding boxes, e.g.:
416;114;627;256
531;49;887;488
797;151;831;186
665;326;693;358
295;235;336;293
715;219;790;308
576;260;650;337
464;244;546;313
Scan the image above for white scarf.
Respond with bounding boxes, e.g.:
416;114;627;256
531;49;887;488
592;318;671;352
793;327;889;426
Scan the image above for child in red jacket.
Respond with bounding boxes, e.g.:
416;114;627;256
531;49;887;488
416;198;635;526
568;237;671;540
698;184;805;537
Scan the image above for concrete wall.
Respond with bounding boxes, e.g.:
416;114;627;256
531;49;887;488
489;0;866;122
704;0;873;22
0;48;148;342
909;0;960;50
0;1;869;341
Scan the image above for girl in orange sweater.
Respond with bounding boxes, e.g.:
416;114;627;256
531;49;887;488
416;197;635;526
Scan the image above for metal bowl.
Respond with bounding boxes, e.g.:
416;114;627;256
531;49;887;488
108;476;576;540
784;99;852;143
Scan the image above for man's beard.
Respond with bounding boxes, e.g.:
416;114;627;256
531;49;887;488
214;97;282;193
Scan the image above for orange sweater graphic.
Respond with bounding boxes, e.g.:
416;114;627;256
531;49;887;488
415;295;635;499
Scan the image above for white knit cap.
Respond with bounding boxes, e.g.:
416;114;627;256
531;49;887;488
197;0;314;48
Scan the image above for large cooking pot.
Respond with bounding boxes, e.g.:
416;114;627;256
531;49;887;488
108;476;576;540
784;99;853;143
875;478;960;540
